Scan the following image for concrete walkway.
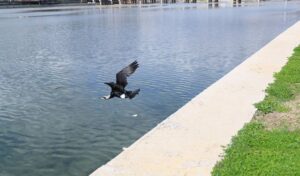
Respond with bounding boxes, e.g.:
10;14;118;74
90;21;300;176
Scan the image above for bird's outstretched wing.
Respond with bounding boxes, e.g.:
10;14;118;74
116;61;139;88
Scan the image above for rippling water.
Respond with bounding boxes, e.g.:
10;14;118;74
0;2;300;176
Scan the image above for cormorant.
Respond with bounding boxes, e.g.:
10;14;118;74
102;61;140;100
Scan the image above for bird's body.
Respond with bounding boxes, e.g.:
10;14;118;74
102;61;140;100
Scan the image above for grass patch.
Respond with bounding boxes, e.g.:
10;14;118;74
255;46;300;114
212;46;300;175
212;122;300;176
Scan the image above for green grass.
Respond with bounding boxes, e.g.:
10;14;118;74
212;46;300;176
255;46;300;114
212;123;300;176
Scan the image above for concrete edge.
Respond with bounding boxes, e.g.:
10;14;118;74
90;21;300;176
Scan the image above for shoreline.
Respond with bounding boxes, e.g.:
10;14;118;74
213;44;300;175
0;1;283;10
90;21;300;176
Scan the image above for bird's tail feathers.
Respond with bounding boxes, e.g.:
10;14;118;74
128;89;140;99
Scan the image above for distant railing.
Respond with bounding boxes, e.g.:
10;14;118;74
0;0;84;5
0;0;259;6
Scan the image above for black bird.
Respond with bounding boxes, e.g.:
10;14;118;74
102;61;140;100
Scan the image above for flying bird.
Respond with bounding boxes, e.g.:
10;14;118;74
102;61;140;100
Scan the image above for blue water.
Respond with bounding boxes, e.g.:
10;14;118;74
0;2;300;176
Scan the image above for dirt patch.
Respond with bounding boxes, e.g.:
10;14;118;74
254;95;300;131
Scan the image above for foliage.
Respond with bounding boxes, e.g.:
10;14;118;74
255;46;300;114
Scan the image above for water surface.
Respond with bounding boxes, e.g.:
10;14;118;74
0;2;300;176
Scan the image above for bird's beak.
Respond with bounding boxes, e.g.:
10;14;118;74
101;95;110;100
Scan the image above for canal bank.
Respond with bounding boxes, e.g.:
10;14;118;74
90;21;300;176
